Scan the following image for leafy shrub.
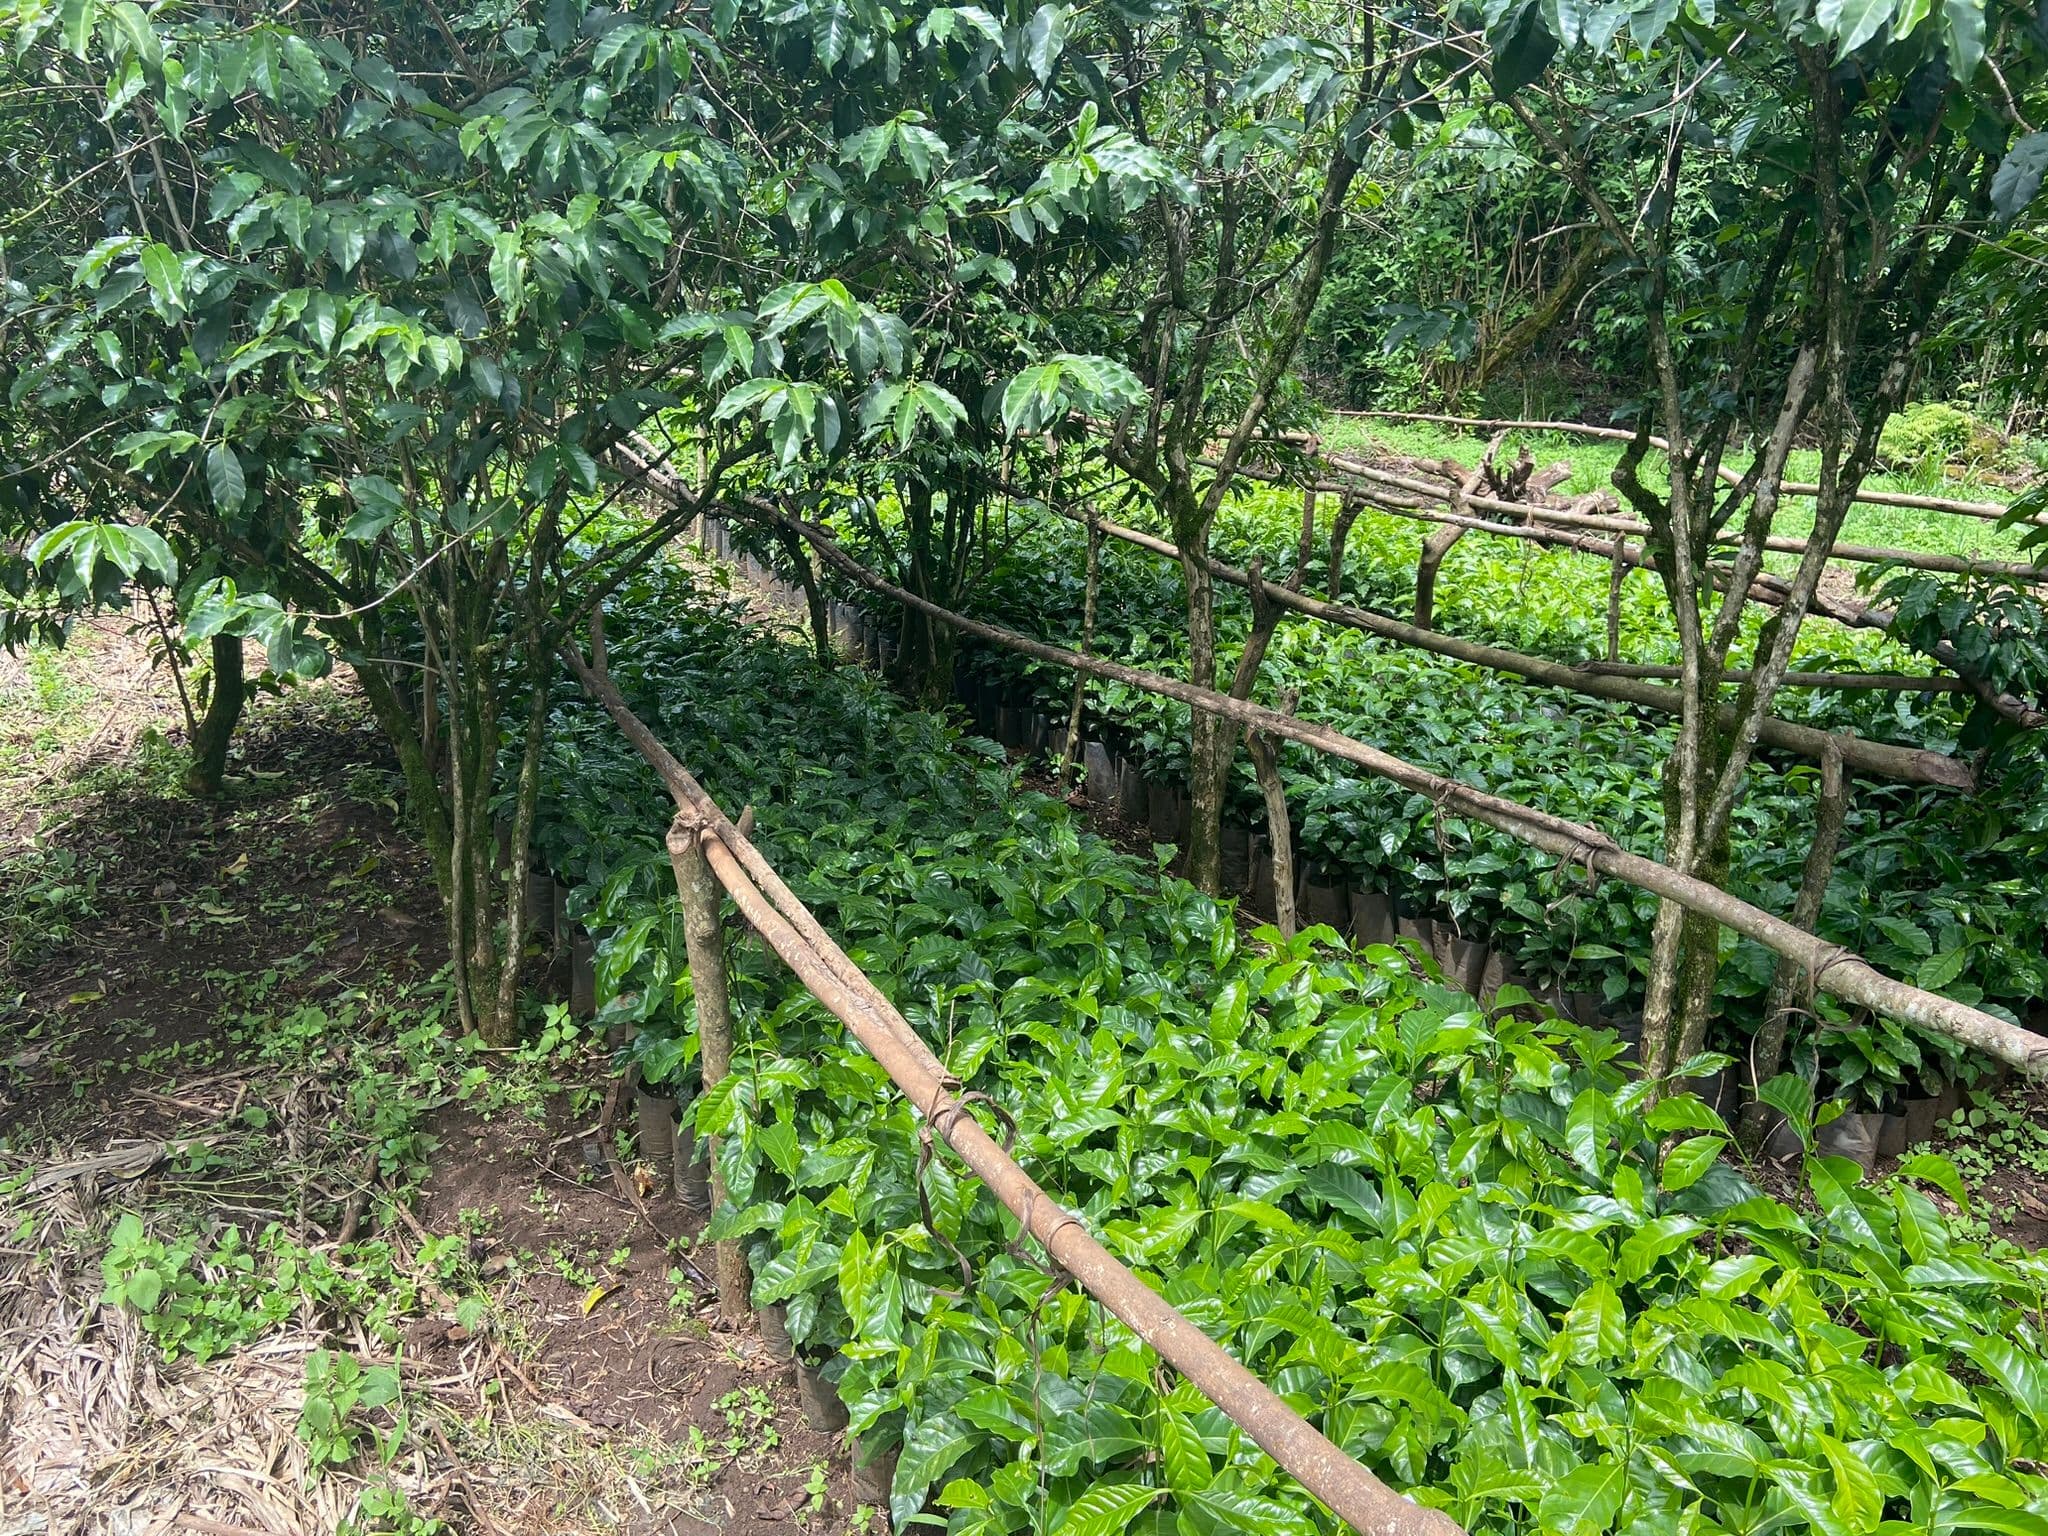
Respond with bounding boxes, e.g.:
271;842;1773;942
299;1348;405;1470
100;1214;434;1363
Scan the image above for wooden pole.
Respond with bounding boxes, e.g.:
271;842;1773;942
562;646;1463;1536
667;819;749;1325
1579;661;1964;692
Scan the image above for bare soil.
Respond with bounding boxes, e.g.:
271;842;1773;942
0;657;865;1536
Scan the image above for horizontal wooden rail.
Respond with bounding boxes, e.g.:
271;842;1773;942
1304;449;2047;582
1045;503;1974;789
690;480;2047;1079
559;640;1462;1536
1216;456;2047;731
1578;661;1964;692
1337;409;2042;527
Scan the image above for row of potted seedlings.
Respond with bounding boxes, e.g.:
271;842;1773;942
803;593;1980;1176
692;517;1974;1166
940;668;1992;1169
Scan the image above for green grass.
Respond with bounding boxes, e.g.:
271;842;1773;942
1320;415;2031;568
0;643;99;786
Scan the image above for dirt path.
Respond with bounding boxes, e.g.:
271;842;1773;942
0;677;863;1536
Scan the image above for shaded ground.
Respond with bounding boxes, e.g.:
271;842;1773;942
0;635;862;1535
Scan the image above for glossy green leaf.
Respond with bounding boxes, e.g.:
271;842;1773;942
1536;1460;1626;1536
1659;1135;1723;1192
1050;1483;1157;1536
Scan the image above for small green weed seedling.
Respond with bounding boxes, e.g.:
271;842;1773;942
298;1348;404;1470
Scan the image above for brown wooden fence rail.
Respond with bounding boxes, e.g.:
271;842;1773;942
1208;453;2048;733
1037;501;1976;789
559;636;1465;1536
1335;410;2046;529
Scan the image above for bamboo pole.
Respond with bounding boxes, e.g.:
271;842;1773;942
1043;503;1975;789
1578;661;1964;691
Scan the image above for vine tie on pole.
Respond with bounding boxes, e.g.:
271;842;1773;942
559;641;1464;1536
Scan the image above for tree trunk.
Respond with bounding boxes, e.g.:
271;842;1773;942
1605;539;1628;663
1181;549;1227;893
486;664;550;1045
1638;679;1727;1076
1246;687;1300;940
1412;524;1465;630
1058;513;1103;791
1740;740;1850;1144
184;634;246;797
1326;495;1363;604
1188;558;1289;899
776;526;834;670
351;652;452;886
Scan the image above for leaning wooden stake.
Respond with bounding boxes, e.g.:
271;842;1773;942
667;820;749;1324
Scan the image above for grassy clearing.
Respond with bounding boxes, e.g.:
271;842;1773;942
1218;480;1934;677
1324;415;2032;566
0;614;200;852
